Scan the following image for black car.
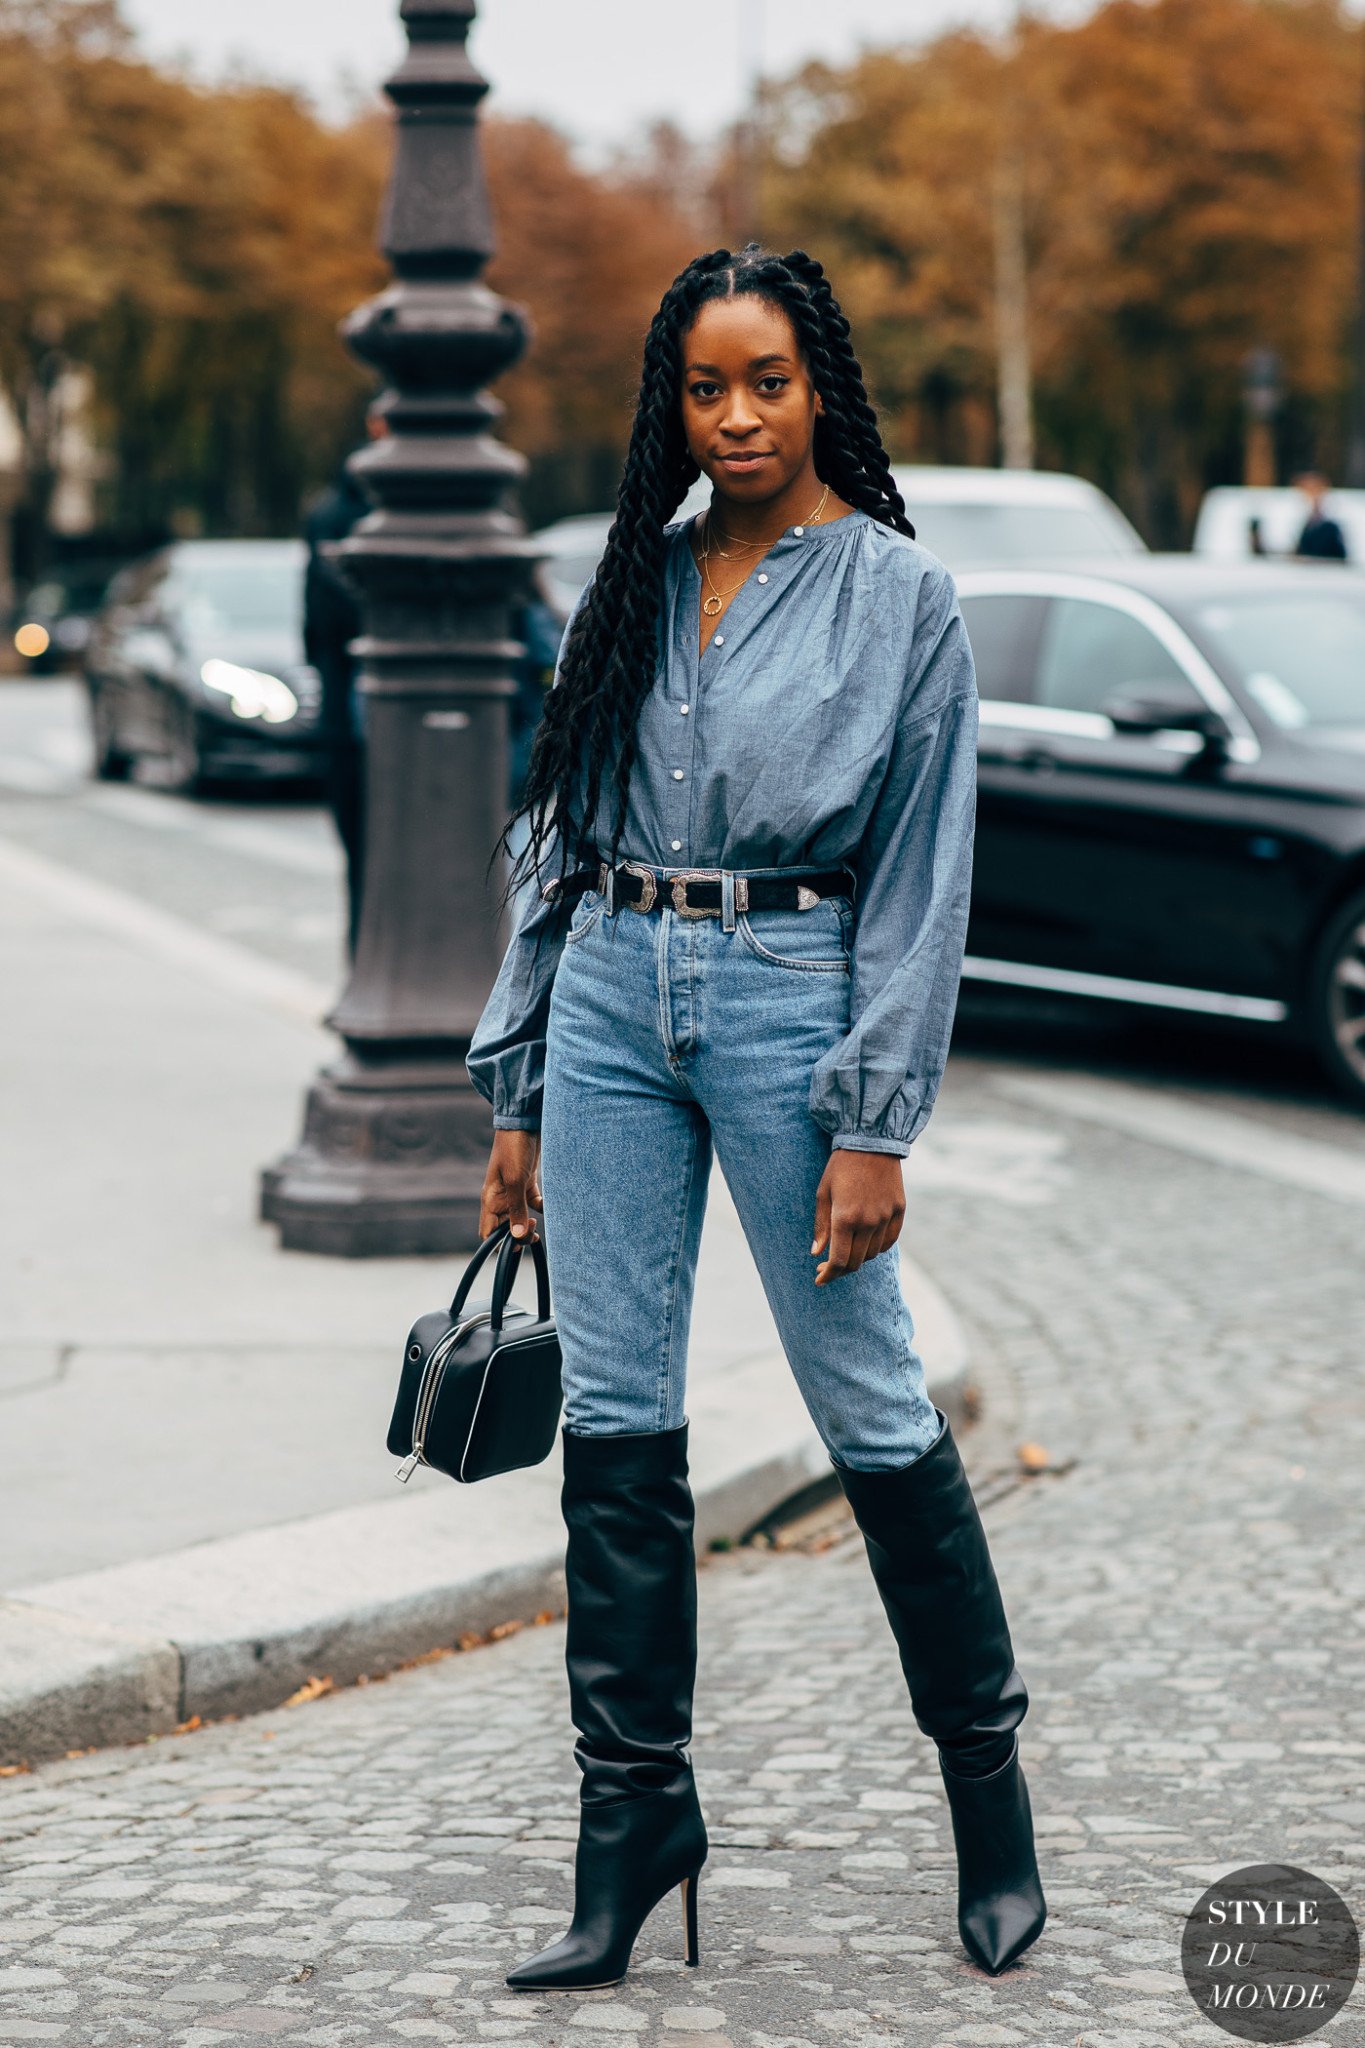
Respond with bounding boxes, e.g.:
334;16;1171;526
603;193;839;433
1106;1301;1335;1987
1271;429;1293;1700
957;558;1365;1106
83;539;325;789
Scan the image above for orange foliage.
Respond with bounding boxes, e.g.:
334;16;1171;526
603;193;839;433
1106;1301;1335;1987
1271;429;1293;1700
764;0;1363;537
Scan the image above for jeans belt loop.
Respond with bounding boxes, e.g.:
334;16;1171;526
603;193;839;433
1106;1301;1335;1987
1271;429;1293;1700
600;861;615;916
720;870;737;932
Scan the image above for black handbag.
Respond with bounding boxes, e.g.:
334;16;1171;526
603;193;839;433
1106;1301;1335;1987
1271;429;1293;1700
387;1219;562;1484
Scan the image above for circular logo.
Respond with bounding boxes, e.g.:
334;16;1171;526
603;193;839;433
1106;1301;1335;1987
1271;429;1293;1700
1181;1864;1359;2040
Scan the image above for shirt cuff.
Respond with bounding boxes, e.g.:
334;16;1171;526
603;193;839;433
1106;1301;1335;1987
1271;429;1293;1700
830;1130;913;1159
493;1113;541;1133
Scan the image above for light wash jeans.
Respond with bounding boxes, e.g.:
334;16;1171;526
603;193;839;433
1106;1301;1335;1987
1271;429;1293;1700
538;872;942;1470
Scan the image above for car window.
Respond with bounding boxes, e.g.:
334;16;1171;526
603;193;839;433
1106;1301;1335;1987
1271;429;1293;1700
958;594;1046;703
1192;595;1365;730
1035;597;1196;715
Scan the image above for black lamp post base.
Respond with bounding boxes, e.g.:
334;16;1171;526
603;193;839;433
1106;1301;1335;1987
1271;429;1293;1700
259;1050;492;1257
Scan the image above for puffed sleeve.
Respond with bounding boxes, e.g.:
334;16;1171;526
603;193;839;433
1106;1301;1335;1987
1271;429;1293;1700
807;562;979;1156
465;587;590;1132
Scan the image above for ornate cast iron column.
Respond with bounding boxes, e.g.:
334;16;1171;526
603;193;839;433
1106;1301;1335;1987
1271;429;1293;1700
261;0;537;1255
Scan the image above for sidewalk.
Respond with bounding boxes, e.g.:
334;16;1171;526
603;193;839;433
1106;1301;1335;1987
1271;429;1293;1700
0;836;969;1766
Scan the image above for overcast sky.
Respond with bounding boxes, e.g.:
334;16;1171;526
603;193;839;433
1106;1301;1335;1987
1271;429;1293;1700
118;0;1093;149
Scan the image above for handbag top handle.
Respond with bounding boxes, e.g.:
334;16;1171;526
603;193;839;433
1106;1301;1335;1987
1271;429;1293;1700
449;1218;552;1329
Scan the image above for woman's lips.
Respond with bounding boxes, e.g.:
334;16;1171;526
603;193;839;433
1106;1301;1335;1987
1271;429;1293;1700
717;452;772;470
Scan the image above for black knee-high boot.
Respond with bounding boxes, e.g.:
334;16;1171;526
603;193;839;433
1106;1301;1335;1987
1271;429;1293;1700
834;1407;1046;1976
506;1422;708;1991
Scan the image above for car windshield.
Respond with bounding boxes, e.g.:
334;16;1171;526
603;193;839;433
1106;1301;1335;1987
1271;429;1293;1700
1194;594;1365;730
165;556;302;637
906;501;1137;565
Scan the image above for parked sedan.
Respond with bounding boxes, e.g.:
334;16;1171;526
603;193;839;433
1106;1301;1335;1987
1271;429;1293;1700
83;539;325;789
958;558;1365;1105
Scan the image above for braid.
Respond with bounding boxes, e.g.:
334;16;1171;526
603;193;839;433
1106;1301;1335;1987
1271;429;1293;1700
780;249;915;538
487;242;912;915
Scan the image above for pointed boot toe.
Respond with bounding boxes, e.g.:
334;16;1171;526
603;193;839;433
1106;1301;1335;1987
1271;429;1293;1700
505;1779;706;1991
959;1883;1047;1977
505;1933;624;1993
940;1741;1046;1975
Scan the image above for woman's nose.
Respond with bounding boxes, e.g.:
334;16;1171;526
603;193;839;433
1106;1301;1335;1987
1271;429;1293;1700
720;397;762;437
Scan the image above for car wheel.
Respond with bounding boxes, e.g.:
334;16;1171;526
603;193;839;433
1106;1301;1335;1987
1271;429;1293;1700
1308;887;1365;1109
163;699;207;795
90;686;132;782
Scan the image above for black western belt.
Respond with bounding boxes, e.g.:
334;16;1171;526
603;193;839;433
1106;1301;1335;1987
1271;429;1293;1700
542;859;855;919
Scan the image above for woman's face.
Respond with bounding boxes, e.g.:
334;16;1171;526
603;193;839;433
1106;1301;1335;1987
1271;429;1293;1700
679;294;824;506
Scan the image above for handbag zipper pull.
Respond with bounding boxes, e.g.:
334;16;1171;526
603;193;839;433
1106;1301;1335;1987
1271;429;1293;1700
395;1451;421;1483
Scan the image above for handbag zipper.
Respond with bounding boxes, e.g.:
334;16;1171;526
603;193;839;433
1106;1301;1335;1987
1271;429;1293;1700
395;1311;493;1482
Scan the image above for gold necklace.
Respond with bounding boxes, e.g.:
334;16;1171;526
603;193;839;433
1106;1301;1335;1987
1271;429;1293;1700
697;484;832;616
707;528;769;559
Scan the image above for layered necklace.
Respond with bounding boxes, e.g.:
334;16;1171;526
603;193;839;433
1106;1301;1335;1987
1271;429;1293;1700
697;481;832;617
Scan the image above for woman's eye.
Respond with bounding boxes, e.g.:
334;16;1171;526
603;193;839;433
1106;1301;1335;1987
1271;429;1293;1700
757;376;789;394
689;381;720;400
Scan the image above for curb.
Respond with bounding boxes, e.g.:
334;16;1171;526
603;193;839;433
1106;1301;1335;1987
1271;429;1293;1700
1;1267;970;1770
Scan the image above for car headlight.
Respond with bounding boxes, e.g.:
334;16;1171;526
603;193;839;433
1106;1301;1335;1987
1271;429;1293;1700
14;622;50;659
200;658;298;724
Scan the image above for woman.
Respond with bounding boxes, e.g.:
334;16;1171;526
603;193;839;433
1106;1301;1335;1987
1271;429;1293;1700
466;244;1046;1991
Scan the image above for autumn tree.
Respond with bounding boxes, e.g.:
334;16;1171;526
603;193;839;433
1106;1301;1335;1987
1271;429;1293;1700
0;0;708;580
763;0;1363;542
483;118;703;523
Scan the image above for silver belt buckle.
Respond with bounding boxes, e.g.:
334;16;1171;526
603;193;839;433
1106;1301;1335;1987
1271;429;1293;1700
620;860;657;913
670;868;722;919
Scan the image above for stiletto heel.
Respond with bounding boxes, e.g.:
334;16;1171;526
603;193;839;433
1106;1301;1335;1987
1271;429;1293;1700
681;1870;701;1966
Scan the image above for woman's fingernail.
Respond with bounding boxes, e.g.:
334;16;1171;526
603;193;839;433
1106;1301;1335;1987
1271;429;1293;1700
810;1241;820;1255
512;1224;525;1237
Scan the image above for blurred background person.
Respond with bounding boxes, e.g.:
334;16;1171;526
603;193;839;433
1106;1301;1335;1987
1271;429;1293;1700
1292;472;1349;561
303;411;383;956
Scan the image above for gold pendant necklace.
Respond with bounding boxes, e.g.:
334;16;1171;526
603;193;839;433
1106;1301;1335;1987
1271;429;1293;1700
698;483;832;616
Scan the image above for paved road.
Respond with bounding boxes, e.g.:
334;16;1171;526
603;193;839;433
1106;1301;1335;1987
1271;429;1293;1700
2;1051;1362;2044
0;681;345;991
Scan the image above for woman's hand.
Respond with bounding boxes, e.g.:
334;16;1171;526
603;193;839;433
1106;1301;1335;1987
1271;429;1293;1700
811;1150;906;1284
479;1130;544;1242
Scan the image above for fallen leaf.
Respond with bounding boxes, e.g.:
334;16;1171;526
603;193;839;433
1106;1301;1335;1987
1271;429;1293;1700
282;1675;335;1708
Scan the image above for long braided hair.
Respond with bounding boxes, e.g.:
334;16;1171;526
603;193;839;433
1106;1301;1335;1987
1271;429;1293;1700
490;244;914;912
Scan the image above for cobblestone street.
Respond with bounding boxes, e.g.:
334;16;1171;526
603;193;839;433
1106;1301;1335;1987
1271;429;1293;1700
2;1052;1362;2048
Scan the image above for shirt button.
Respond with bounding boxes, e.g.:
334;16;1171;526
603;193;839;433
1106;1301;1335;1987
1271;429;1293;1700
671;839;682;852
672;769;684;781
793;525;804;537
757;573;768;584
680;703;690;714
714;634;724;646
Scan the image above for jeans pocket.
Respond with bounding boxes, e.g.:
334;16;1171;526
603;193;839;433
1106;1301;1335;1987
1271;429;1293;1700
563;888;606;946
736;896;853;972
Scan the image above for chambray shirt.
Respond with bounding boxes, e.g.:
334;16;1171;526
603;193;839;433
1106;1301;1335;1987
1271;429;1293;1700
466;507;979;1156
